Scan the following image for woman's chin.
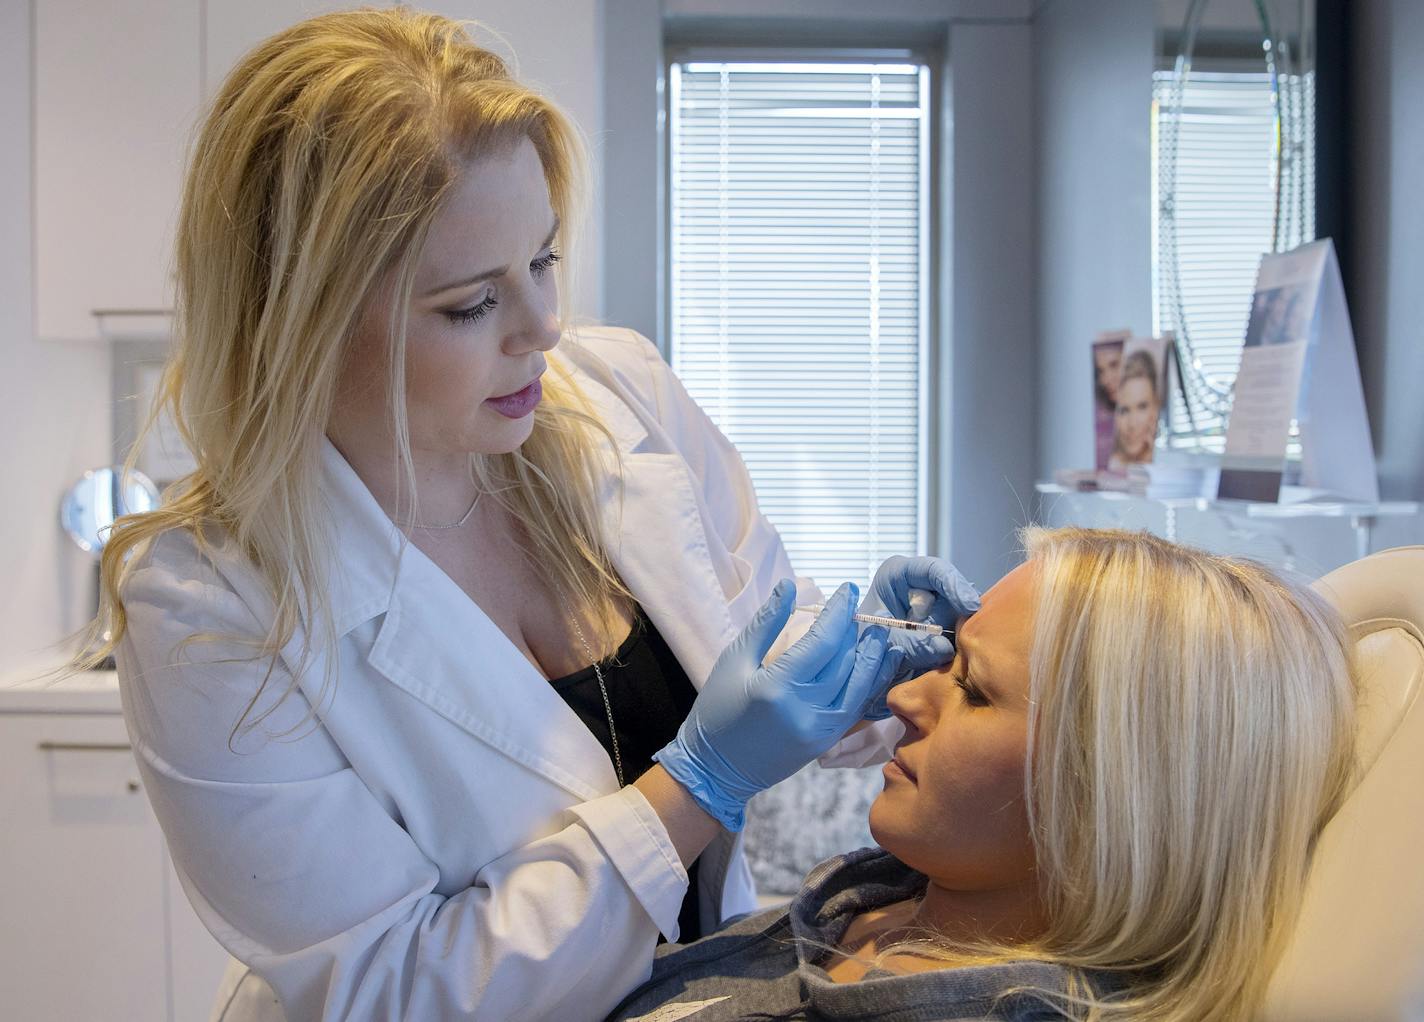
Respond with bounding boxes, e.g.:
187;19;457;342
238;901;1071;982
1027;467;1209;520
867;792;905;856
448;410;538;456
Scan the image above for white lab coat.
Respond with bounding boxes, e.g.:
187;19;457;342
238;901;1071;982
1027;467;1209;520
116;326;899;1022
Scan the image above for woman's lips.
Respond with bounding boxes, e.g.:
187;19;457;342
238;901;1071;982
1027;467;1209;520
885;754;917;784
485;377;543;419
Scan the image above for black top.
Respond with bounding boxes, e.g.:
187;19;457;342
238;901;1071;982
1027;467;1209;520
548;603;704;941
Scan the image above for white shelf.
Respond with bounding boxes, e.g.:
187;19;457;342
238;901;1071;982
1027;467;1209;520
1035;483;1419;520
1035;482;1421;564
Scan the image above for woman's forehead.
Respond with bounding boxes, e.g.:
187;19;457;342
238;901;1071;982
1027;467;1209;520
958;562;1036;680
415;139;552;287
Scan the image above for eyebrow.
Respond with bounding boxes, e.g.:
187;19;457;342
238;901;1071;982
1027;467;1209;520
955;629;995;688
423;216;560;298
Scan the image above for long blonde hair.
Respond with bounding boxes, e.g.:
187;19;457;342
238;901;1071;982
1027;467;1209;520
76;7;627;736
1016;527;1358;1019
858;529;1357;1021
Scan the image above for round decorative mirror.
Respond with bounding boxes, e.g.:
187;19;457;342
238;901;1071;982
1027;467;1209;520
1155;0;1316;445
59;466;160;557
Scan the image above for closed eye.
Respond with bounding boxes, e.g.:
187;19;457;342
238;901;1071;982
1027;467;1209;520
956;676;990;707
445;293;498;325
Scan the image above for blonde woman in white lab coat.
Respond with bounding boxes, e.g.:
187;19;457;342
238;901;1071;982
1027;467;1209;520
80;10;979;1021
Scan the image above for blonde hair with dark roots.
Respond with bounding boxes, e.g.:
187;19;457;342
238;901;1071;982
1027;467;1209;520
1019;527;1357;1019
73;7;628;740
846;528;1357;1022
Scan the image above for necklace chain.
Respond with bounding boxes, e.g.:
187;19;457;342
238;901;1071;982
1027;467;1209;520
395;488;483;531
396;486;621;783
568;614;625;787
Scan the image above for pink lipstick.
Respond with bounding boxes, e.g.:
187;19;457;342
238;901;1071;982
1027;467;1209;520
485;377;543;419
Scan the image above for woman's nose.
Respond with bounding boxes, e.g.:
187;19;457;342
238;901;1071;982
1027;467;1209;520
886;671;932;728
503;292;560;355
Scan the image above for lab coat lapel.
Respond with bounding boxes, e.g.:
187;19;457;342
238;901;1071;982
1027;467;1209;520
575;370;735;691
311;359;737;805
364;551;619;803
314;437;618;804
607;453;733;689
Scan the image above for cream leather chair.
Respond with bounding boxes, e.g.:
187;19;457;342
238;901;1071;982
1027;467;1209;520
1265;546;1424;1021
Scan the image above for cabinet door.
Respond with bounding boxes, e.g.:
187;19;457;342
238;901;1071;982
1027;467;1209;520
0;713;169;1020
166;845;234;1022
34;0;200;341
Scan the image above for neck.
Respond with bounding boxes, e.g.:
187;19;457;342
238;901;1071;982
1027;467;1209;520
327;432;482;528
908;877;1047;949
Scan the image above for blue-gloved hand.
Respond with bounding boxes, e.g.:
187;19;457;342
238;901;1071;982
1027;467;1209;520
860;555;982;719
654;579;903;831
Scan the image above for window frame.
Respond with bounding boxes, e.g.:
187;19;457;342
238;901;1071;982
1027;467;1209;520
661;45;938;572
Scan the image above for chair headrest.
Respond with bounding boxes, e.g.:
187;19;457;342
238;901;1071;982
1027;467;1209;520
1265;546;1424;1021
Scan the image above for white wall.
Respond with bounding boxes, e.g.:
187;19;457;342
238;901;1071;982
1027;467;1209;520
0;0;113;670
201;0;605;318
0;1;604;671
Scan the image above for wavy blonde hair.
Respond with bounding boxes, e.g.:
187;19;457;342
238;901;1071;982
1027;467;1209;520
858;528;1357;1021
75;7;628;736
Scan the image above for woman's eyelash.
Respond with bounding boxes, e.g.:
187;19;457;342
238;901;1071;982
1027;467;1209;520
531;248;561;276
446;294;498;324
444;250;558;324
956;676;989;707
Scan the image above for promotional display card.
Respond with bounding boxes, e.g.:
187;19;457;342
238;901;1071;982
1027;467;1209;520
1218;239;1377;503
1108;335;1171;471
1091;330;1130;471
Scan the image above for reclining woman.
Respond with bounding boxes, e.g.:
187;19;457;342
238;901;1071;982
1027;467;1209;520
610;527;1359;1022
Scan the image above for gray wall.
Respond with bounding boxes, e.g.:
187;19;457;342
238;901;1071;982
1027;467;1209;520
1032;0;1156;481
1029;0;1422;554
1033;0;1424;513
1349;0;1424;504
942;23;1039;587
602;0;1041;589
6;0;1419;668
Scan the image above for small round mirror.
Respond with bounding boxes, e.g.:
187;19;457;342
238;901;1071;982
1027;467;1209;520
59;467;160;558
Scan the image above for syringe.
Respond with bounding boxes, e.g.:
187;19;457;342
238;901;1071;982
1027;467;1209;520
796;605;945;636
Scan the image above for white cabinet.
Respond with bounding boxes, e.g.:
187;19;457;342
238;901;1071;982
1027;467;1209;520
33;0;201;341
0;711;230;1020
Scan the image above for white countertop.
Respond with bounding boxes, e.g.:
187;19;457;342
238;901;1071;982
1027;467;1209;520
0;660;120;714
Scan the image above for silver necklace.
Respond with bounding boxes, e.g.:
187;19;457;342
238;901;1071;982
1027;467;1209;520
568;613;626;787
396;488;483;531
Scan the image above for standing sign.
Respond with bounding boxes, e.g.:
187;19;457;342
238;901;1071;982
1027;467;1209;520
1218;239;1378;503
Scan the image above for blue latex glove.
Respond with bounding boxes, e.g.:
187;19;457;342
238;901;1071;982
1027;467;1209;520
654;579;904;831
860;555;982;719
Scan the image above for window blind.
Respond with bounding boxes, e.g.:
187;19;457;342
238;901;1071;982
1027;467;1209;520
669;60;928;592
1152;69;1315;447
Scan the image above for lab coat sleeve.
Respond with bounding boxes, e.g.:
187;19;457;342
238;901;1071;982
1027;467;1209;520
618;330;887;766
117;556;681;1022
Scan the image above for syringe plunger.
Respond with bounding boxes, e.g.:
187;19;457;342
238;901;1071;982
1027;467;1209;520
796;605;944;636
